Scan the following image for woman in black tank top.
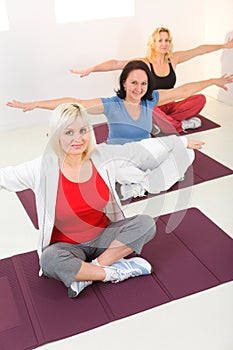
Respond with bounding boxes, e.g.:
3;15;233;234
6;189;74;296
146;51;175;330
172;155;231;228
146;27;205;133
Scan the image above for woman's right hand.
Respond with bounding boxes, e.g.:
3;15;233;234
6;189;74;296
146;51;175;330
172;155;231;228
223;37;233;49
69;68;92;78
6;100;38;112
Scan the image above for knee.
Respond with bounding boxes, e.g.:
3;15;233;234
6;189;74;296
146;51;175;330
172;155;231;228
138;214;156;241
40;245;64;275
196;94;206;108
187;148;195;165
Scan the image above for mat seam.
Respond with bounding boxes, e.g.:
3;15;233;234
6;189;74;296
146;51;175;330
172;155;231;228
92;284;116;322
159;208;230;284
12;254;45;346
150;272;174;300
173;233;222;284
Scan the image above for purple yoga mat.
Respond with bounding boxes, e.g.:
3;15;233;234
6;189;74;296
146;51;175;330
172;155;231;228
0;208;232;349
16;190;39;229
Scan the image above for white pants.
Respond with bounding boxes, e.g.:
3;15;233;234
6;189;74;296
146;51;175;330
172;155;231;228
114;135;194;194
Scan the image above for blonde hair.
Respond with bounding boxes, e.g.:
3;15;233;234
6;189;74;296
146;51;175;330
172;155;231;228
146;27;173;63
48;103;96;159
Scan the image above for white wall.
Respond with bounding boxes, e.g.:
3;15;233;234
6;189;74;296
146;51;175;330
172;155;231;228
204;0;233;105
0;0;232;131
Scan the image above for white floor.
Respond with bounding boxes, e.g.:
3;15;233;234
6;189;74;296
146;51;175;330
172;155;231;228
0;96;233;350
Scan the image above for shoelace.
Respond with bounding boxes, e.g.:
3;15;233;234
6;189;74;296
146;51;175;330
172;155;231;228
111;267;142;283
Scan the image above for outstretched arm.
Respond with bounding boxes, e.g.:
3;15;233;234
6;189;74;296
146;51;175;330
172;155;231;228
157;74;233;106
70;58;146;77
6;97;104;114
173;38;233;65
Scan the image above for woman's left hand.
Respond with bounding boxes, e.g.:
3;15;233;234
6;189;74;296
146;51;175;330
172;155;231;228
187;139;205;150
215;74;233;91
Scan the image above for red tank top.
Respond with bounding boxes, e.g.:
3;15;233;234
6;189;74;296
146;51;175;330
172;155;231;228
50;163;110;244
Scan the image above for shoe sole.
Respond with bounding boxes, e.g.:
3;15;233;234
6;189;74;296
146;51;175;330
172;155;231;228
68;286;78;298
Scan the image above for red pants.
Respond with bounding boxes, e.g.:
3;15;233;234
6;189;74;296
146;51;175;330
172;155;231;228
152;94;206;134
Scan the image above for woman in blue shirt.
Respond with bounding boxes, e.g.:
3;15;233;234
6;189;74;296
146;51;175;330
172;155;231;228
7;60;233;145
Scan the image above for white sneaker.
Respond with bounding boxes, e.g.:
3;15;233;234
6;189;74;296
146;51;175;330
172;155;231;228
108;257;152;283
151;123;161;135
120;183;146;200
182;117;202;131
178;175;185;182
68;280;92;298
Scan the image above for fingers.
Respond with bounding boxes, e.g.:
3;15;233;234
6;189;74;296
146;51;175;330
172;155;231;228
221;73;233;80
226;38;233;47
226;74;233;80
70;69;79;74
6;100;20;108
188;139;205;150
195;141;205;149
225;73;233;80
69;69;86;78
219;74;233;89
6;100;30;112
194;144;203;150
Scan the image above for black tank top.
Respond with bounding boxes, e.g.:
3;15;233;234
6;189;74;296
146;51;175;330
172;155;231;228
149;62;176;89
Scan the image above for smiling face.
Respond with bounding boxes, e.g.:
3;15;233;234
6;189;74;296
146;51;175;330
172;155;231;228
59;118;90;157
123;69;148;103
153;31;170;54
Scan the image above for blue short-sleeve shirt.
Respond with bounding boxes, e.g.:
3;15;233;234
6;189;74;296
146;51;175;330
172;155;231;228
101;90;159;144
